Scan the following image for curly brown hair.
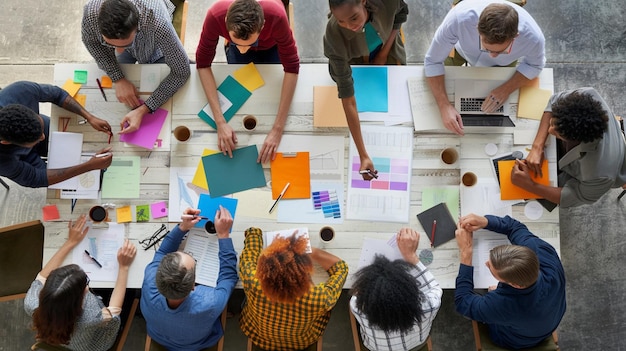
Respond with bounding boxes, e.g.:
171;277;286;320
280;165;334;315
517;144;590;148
256;234;313;303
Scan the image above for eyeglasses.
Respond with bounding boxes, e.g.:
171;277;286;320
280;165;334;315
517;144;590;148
100;29;138;49
229;37;259;48
140;224;170;250
479;37;514;55
183;251;198;263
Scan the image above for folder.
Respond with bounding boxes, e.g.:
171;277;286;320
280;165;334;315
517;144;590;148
270;152;311;199
497;159;549;200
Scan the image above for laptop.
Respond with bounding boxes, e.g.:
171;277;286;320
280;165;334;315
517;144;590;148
454;79;516;128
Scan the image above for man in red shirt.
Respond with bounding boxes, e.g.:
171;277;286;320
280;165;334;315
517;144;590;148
196;0;299;164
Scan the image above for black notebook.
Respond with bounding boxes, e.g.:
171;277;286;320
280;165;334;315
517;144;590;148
416;203;457;248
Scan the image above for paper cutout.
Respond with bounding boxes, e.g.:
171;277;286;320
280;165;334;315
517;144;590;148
270;152;310;199
518;86;552;120
136;205;150;222
232;63;265;91
101;156;141;199
498;159;550;200
75;94;87;108
313;86;348;127
352;67;388;112
73;70;88;84
195;194;238;230
100;76;113;88
116;206;132;223
192;149;220;190
202;145;266;197
61;78;81;97
151;201;168;219
416;203;456;247
119;107;168;149
198;76;252;129
42;205;60;221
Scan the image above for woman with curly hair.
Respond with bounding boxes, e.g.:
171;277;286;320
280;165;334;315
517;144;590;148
350;228;442;351
24;214;137;351
239;228;348;351
512;87;626;207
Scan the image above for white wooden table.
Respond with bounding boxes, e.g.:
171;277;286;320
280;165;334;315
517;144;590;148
44;63;558;288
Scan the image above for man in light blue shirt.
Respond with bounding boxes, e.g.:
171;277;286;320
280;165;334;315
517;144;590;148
424;0;545;135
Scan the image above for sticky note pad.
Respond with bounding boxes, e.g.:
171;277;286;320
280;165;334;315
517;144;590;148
232;62;265;91
116;206;133;223
42;205;60;221
498;159;550;200
202;145;266;197
61;78;82;97
151;201;168;219
195;194;238;230
75;94;87;108
192;149;219;190
100;76;113;88
136;205;150;222
270;152;311;199
73;70;88;84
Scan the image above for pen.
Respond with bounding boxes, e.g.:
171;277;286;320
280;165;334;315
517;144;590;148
269;182;290;214
96;78;108;102
84;250;103;268
94;152;112;158
359;169;379;179
181;215;210;220
430;220;437;248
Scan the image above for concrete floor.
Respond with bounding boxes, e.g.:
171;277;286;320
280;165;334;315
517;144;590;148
2;0;626;350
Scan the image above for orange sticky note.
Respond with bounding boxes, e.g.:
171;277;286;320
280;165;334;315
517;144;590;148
313;86;348;127
192;149;219;190
116;205;133;223
100;76;113;88
42;205;60;221
75;94;87;108
270;152;311;199
61;78;81;97
498;159;550;200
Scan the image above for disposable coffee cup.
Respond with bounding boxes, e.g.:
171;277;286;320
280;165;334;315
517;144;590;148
243;115;257;131
441;148;459;165
462;172;478;187
320;226;335;242
173;126;191;142
89;205;107;223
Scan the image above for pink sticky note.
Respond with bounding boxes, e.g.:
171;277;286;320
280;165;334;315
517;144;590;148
119;106;168;149
150;201;168;219
42;205;60;221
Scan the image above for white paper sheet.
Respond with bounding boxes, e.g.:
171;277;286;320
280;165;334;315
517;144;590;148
358;237;403;269
60;155;101;199
460;178;518;217
407;76;446;132
139;65;161;93
72;223;125;282
183;228;220;287
472;230;510;289
48;132;83;190
168;167;209;222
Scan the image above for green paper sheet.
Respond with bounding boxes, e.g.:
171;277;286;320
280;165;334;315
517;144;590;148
197;75;252;129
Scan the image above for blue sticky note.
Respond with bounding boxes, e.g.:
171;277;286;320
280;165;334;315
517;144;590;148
352;67;388;112
198;75;252;129
195;194;238;230
202;145;266;197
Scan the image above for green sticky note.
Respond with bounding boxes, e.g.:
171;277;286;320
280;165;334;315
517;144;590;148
136;205;150;222
74;70;88;84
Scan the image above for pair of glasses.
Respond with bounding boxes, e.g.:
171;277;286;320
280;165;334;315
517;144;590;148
100;28;139;49
140;224;170;250
183;251;198;263
229;38;259;48
479;37;514;55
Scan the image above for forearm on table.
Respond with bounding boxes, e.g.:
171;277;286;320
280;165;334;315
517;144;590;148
522;182;562;204
342;96;369;159
427;75;452;110
61;95;91;118
310;248;342;271
531;111;552;152
198;67;227;124
499;71;533;96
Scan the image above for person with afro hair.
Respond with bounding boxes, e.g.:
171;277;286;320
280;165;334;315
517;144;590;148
0;81;113;188
239;228;348;351
350;228;442;351
512;87;626;207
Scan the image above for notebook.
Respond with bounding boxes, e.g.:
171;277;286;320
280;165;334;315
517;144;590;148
416;202;457;248
454;79;515;128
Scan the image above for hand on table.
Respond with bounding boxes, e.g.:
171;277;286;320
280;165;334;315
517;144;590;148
119;107;147;134
68;214;90;246
217;123;238;158
86;114;112;134
258;128;282;164
511;159;535;189
481;87;510;113
459;214;488;232
397;228;420;264
525;147;545;177
440;103;464;136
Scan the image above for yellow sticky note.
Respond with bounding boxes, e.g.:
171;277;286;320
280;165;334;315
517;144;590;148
517;86;552;120
192;149;219;190
61;78;81;97
116;205;133;223
100;76;113;88
75;94;87;108
232;63;265;92
313;86;348;127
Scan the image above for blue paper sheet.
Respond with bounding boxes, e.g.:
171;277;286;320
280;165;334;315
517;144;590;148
198;75;252;129
202;145;266;197
352;67;388;112
195;194;238;230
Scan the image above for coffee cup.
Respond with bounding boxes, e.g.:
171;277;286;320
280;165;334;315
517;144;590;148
243;115;257;131
462;172;478;187
173;125;191;142
440;148;459;165
89;205;107;223
319;226;335;243
204;220;216;235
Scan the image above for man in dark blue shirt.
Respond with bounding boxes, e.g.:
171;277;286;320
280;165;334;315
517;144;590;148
455;214;566;349
0;81;113;188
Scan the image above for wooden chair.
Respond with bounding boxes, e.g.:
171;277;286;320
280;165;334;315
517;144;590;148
171;0;189;44
0;220;44;302
145;306;228;351
349;308;432;351
246;336;323;351
472;320;559;351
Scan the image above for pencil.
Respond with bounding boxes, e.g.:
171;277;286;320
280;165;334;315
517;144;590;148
430;220;437;247
96;78;108;102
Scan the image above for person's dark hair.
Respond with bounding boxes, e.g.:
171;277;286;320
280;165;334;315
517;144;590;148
31;264;88;345
98;0;140;39
328;0;381;16
226;0;264;40
156;252;195;300
256;234;313;303
0;104;43;144
551;90;609;142
351;255;424;333
477;3;519;44
490;245;539;288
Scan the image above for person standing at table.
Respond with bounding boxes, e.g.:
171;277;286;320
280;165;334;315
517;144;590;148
239;228;348;350
81;0;191;134
0;81;113;188
196;0;299;164
324;0;408;180
350;228;442;351
424;0;545;135
141;207;238;351
454;213;566;349
511;87;626;207
24;214;137;351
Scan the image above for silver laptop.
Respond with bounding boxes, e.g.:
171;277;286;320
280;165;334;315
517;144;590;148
454;80;515;128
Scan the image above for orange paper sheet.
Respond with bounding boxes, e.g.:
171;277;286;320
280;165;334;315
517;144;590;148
498;159;549;200
313;86;348;127
270;152;311;199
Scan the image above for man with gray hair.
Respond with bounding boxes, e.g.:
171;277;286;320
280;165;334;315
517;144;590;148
454;214;566;349
141;207;237;351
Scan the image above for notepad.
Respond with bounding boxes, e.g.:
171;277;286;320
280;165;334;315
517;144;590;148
202;145;266;197
183;228;220;287
270;152;311;199
497;159;550;200
195;194;238;230
119;107;168;149
198;75;252;129
416;203;456;248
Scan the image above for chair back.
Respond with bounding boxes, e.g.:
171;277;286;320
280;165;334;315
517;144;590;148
171;0;189;44
0;220;44;302
472;320;559;351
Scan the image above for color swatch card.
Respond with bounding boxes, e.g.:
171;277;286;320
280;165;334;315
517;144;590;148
270;152;311;199
498;159;550;200
352;66;388;112
198;75;252;129
416;202;456;248
277;181;344;224
195;193;238;230
119;106;168;149
202;145;266;197
313;86;348;127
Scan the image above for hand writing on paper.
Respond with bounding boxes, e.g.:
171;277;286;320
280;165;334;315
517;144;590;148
217;123;238;158
180;208;201;232
511;159;535;189
525;147;545;177
214;205;233;238
397;228;420;265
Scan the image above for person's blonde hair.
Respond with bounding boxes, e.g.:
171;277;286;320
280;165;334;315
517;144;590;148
490;245;539;288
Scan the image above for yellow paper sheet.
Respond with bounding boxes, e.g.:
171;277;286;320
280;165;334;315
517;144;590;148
192;149;219;190
61;78;81;97
313;86;348;127
232;63;264;92
100;76;113;88
116;205;133;223
75;94;87;108
498;159;549;200
270;152;311;199
517;86;552;120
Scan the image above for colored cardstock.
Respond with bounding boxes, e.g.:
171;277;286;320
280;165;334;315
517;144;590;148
150;201;168;219
61;78;81;97
119;107;168;149
195;194;238;230
42;205;60;221
202;145;266;197
232;62;265;91
518;86;552;120
313;86;348;127
270;152;311;199
498;159;550;200
197;75;252;129
191;149;220;190
352;67;388;112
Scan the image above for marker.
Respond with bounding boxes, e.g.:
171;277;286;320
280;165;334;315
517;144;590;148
181;215;210;220
94;152;112;158
96;78;108;102
269;182;290;214
359;169;379;179
430;220;437;248
84;250;103;268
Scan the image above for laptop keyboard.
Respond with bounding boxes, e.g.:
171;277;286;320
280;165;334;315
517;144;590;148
460;98;504;113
